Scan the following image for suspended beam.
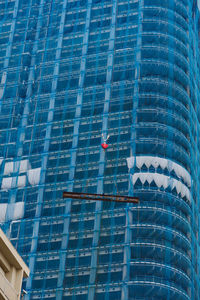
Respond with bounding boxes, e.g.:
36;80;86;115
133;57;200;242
63;191;139;204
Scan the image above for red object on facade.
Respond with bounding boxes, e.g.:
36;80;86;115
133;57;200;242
101;143;108;150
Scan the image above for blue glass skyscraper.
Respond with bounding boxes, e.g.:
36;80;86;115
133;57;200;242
0;0;200;299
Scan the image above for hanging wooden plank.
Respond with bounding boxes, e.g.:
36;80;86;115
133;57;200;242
63;191;139;204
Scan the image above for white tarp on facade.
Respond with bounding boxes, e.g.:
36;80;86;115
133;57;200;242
1;176;26;189
0;202;24;222
17;175;26;187
4;161;14;175
0;204;7;222
27;168;41;185
19;159;30;173
1;177;12;189
198;0;200;11
127;156;191;187
4;159;31;175
131;172;190;202
1;159;41;190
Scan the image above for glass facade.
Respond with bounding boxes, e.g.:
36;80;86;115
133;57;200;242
0;0;200;299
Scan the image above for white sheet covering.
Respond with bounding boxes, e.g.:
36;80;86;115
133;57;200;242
0;202;24;222
1;175;27;189
198;0;200;11
1;167;40;190
1;177;13;189
0;204;7;222
4;162;14;175
127;156;191;187
131;172;191;202
28;168;41;185
19;160;31;173
4;159;31;175
12;202;25;220
17;175;26;187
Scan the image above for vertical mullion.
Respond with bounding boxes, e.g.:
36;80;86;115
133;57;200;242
88;1;117;299
56;2;92;299
25;1;68;298
0;0;19;111
122;1;143;299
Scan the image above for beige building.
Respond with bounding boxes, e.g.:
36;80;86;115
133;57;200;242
0;228;29;300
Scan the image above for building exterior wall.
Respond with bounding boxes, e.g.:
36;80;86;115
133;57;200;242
0;269;18;300
0;0;200;299
0;228;29;300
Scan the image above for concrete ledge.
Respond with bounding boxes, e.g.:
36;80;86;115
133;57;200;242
0;268;18;300
0;228;30;300
0;228;29;277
